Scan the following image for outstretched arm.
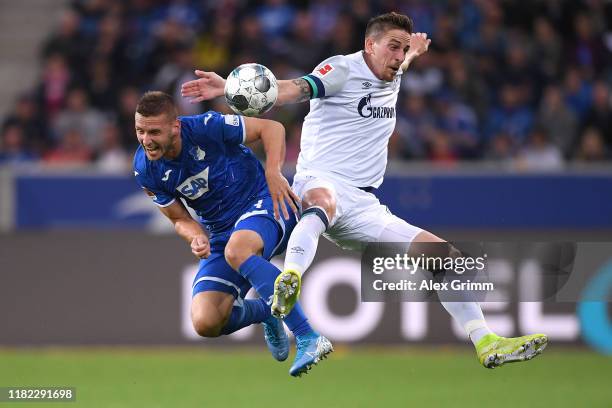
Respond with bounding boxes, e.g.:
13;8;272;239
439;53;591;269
181;70;226;103
242;117;300;220
181;70;312;106
400;32;431;71
276;78;312;105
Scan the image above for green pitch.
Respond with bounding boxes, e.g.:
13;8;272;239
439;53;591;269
1;347;610;407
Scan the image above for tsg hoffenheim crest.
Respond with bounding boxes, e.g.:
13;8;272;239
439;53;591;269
190;146;206;161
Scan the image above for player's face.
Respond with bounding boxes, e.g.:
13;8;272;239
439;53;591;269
365;29;411;81
135;113;180;160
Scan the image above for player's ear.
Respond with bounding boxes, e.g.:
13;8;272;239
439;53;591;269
364;36;374;54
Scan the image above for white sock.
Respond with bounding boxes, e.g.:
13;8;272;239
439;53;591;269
284;212;327;275
440;301;493;346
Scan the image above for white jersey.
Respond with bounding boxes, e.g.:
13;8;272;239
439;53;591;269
297;51;402;188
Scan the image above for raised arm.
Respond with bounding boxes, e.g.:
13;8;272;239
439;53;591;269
242;116;300;219
181;70;312;106
276;78;312;105
400;32;431;71
181;70;226;103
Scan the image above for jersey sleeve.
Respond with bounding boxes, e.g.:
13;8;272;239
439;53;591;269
188;111;246;146
133;155;176;207
302;55;349;98
139;182;175;207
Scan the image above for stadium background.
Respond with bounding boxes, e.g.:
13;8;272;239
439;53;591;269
0;0;611;407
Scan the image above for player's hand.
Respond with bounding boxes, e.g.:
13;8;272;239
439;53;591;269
401;33;431;70
181;70;226;103
190;235;211;259
407;32;431;58
265;170;300;220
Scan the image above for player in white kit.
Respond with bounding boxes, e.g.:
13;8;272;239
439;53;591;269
181;12;547;369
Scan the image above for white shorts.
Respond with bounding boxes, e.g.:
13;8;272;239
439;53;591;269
292;171;423;251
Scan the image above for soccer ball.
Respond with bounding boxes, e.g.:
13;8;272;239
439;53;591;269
224;63;278;116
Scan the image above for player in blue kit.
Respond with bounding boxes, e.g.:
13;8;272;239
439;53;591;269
132;91;332;376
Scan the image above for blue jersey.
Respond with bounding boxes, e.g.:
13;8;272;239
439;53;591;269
133;111;268;233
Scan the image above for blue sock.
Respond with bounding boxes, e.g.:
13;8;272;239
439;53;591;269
239;255;314;338
220;298;269;335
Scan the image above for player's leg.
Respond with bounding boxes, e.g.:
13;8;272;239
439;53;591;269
226;207;332;376
191;290;240;337
191;253;271;339
381;222;548;368
406;229;496;345
283;186;336;275
273;176;338;318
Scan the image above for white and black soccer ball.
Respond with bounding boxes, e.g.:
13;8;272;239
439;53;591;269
224;63;278;116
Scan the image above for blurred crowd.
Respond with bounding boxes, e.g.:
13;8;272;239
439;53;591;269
1;0;612;172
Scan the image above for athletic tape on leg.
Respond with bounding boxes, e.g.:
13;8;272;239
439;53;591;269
464;319;488;335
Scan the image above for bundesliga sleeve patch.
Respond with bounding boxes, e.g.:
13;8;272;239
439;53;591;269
307;56;348;98
317;64;334;76
224;114;240;127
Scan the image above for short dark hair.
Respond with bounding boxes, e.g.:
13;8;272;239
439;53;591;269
365;12;413;40
135;91;177;119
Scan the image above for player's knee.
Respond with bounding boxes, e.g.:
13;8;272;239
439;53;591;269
413;240;463;275
302;189;336;223
224;244;254;270
191;310;226;338
431;241;461;259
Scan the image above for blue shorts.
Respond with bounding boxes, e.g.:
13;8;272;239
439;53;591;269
191;194;297;299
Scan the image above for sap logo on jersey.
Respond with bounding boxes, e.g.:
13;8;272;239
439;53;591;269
177;167;209;199
357;94;395;119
